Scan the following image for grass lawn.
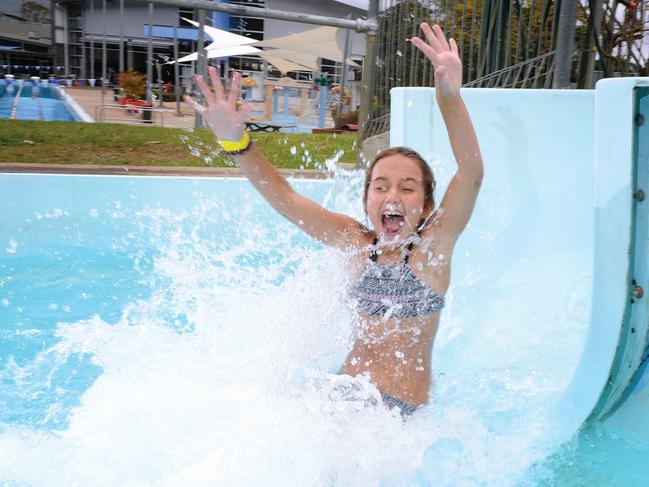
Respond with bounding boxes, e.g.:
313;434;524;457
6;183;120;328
0;120;358;169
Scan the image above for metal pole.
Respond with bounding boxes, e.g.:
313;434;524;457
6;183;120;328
81;37;86;81
102;0;106;103
63;3;69;78
358;0;379;145
157;62;163;107
553;0;578;88
174;25;180;115
79;0;86;82
131;0;376;32
339;28;351;117
195;8;206;129
90;0;94;80
584;0;603;88
119;0;124;73
147;2;154;104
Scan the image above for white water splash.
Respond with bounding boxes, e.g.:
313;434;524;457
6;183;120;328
0;169;591;486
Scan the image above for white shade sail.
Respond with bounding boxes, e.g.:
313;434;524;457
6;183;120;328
182;18;257;49
171;45;262;64
254;26;346;63
261;54;315;74
170;22;360;73
261;49;319;71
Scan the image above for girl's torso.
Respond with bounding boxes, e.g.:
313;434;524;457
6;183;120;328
340;233;452;406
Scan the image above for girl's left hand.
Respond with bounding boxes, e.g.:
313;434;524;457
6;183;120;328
411;23;462;99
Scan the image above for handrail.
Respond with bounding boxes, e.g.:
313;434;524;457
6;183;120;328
463;51;557;88
94;104;173;127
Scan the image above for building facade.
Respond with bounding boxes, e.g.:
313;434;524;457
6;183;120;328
1;1;54;76
51;0;366;89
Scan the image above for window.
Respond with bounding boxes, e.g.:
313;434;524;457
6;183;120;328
178;8;195;27
227;0;265;71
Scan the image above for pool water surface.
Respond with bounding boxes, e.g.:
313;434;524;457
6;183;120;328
1;173;648;486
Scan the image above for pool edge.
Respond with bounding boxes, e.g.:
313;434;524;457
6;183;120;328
0;162;342;179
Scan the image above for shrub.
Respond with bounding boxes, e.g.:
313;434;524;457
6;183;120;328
117;69;146;100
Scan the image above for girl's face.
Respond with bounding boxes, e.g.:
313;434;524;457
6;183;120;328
365;154;430;242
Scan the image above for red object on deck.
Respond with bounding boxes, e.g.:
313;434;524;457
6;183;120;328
118;97;152;114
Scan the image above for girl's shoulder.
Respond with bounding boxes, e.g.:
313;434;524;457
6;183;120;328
408;231;454;293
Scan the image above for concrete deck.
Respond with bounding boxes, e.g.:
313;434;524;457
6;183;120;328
65;86;202;129
64;87;289;130
0;162;331;179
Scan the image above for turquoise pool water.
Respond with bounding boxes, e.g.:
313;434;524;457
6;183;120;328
2;173;648;486
0;82;78;121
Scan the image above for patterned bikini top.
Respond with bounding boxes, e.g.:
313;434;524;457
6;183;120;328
348;239;445;319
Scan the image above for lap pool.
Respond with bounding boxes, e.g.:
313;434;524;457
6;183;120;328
2;77;649;485
0;81;82;122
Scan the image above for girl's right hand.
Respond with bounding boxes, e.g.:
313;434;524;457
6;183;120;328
183;66;254;142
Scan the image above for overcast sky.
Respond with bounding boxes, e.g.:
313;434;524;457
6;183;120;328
332;0;368;10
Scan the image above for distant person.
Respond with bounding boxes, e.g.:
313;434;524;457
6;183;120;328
185;24;484;416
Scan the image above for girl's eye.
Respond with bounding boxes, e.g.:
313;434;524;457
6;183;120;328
374;185;387;191
402;188;414;193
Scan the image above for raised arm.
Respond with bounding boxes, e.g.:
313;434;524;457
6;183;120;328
411;24;484;243
185;67;367;249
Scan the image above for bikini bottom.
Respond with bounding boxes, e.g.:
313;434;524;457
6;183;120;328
380;391;419;416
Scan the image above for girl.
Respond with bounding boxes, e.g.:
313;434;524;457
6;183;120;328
185;23;483;416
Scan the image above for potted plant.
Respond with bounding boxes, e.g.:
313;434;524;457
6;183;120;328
314;75;332;88
116;69;153;121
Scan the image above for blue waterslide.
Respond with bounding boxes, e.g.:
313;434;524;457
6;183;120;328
390;78;649;445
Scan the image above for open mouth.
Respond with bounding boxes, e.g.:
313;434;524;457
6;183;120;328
381;210;405;235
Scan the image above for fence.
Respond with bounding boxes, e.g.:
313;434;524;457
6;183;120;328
94;103;173;126
364;0;649;139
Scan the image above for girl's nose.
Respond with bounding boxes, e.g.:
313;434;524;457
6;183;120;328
386;187;400;201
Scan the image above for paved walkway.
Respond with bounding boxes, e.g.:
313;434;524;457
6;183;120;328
65;87;269;130
65;87;200;129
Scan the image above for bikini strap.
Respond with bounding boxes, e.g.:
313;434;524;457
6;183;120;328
371;237;415;263
370;237;379;262
404;240;415;264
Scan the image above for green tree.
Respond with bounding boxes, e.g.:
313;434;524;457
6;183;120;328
21;1;50;23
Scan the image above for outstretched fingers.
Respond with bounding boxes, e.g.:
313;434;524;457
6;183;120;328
420;22;443;55
238;101;255;119
183;94;204;115
432;24;450;51
449;37;459;57
208;65;225;101
194;74;216;108
411;36;433;61
227;72;242;109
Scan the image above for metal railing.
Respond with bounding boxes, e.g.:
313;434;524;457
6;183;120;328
363;0;649;139
94;103;173;126
464;51;557;89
